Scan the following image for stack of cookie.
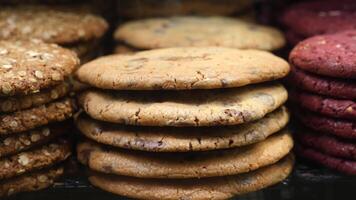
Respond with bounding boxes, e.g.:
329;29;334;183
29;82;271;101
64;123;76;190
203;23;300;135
113;16;285;54
0;5;108;63
0;40;78;197
282;0;356;45
75;47;294;199
288;31;356;175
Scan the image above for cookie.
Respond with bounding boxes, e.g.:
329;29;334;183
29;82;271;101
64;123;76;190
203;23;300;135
282;0;356;37
78;130;292;179
79;82;287;127
287;66;356;100
296;144;356;175
290;90;356;120
114;44;136;54
0;166;63;198
0;40;78;97
0;122;69;158
290;30;356;78
0;98;75;136
296;129;356;160
0;82;71;113
295;109;356;139
88;154;293;200
117;0;252;18
0;138;70;180
114;16;285;51
0;5;108;45
77;47;289;90
76;107;289;152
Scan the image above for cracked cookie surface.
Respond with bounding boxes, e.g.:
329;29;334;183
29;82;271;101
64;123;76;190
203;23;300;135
76;107;289;152
76;47;289;90
87;154;293;200
78;82;287;126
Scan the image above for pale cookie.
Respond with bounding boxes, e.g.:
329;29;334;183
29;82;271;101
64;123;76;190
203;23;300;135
76;47;289;90
0;5;108;45
88;154;293;200
0;138;71;180
0;98;75;136
76;107;289;152
78;130;292;179
0;122;69;158
0;82;71;113
79;82;287;127
114;16;285;51
0;166;63;198
0;40;78;97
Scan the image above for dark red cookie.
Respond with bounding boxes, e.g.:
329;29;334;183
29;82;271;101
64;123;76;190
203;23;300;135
296;130;356;160
282;0;356;37
287;66;356;100
296;144;356;175
290;90;356;120
285;30;304;46
290;30;356;78
295;109;356;139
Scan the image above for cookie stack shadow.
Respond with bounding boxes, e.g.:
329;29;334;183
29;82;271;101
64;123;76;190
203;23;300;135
75;47;293;199
0;40;79;197
287;31;356;175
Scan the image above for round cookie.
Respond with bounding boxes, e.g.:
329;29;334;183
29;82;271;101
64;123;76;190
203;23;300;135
290;31;356;78
282;1;356;37
117;0;253;18
79;82;287;127
290;90;356;120
77;130;292;179
0;166;63;198
0;40;78;96
0;5;108;45
88;154;293;200
296;129;356;160
296;144;356;175
76;107;289;152
287;66;356;100
114;16;285;51
0;122;69;158
0;82;71;113
77;47;289;90
295;109;356;139
0;138;71;180
0;98;75;136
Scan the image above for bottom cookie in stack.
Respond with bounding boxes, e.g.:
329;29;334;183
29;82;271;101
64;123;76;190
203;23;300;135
287;30;356;175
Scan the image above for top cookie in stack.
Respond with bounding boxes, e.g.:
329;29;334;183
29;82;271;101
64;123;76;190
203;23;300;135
287;30;356;175
0;5;108;62
75;47;293;199
114;16;285;53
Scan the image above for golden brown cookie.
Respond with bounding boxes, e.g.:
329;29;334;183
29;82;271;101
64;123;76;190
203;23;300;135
0;98;75;136
0;40;78;97
78;82;287;127
0;82;71;113
0;122;69;158
0;138;71;180
78;130;292;179
114;16;285;51
88;154;293;200
77;47;289;90
0;166;63;198
76;107;289;152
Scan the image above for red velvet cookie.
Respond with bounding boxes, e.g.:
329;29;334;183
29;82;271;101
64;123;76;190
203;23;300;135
296;144;356;175
295;109;356;139
282;0;356;37
287;66;356;100
290;31;356;78
290;90;356;120
296;129;356;160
